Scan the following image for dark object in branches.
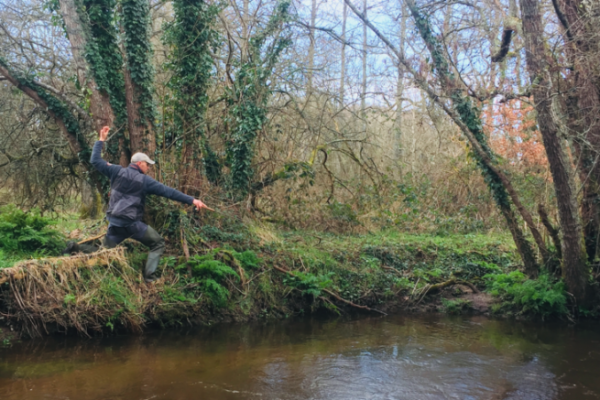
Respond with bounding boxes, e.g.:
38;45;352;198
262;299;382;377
404;0;545;274
538;204;562;260
491;28;514;63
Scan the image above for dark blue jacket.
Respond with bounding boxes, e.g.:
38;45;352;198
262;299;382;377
91;141;194;226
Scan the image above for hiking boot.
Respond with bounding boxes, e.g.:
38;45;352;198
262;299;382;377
62;241;79;255
144;273;157;283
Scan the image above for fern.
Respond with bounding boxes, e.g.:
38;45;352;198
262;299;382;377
232;250;260;270
177;254;241;307
0;205;64;257
192;259;239;281
283;271;334;297
484;271;568;318
202;278;230;307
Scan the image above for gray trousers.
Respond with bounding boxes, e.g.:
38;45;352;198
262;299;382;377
79;222;165;280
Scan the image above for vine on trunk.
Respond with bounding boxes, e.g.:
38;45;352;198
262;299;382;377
122;0;156;128
225;0;292;196
163;0;221;185
73;0;128;161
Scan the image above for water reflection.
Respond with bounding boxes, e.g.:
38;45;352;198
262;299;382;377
0;315;599;399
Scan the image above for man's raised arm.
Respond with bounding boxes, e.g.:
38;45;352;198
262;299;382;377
90;126;120;178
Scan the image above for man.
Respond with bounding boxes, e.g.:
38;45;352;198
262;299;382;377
66;126;208;282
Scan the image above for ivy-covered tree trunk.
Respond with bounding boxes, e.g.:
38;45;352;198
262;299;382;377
521;0;588;303
58;0;116;136
122;0;157;164
164;0;220;194
225;0;292;197
77;0;131;167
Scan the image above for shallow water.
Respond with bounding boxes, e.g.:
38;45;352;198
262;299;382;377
1;314;600;399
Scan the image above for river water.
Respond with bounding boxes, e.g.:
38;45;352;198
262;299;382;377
1;314;599;399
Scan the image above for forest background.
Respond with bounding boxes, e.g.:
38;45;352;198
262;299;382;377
0;0;599;315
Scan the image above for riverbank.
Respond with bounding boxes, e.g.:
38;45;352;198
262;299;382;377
1;225;542;338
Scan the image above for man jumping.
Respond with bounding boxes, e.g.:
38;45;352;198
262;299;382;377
66;126;208;282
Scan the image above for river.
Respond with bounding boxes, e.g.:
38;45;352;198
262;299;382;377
1;314;599;399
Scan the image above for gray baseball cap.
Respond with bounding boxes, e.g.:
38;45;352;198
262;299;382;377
131;152;155;164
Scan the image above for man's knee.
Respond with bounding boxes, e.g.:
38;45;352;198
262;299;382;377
142;227;165;253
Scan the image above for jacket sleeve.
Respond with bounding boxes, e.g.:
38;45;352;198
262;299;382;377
144;177;194;205
90;141;121;178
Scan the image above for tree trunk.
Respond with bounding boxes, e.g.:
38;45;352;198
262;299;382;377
121;0;156;174
340;1;347;106
307;0;317;94
361;0;367;118
521;0;588;303
555;0;600;262
123;67;150;156
395;2;407;160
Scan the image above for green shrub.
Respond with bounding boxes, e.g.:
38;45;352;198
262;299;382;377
484;271;568;318
0;205;64;258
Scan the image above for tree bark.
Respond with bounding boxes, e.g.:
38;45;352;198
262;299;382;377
361;0;367;117
395;2;408;160
340;1;347;106
521;0;588;303
306;0;317;93
554;0;600;262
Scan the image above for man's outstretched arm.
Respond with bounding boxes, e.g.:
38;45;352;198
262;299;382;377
144;178;209;210
90;126;121;178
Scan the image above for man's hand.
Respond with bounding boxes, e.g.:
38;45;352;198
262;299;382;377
99;126;110;141
193;199;210;211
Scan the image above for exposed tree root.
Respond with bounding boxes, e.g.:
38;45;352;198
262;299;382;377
412;278;480;305
272;265;387;315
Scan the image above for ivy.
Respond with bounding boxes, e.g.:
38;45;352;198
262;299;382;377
122;0;156;127
45;0;128;162
225;0;292;195
163;0;221;183
77;0;128;161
